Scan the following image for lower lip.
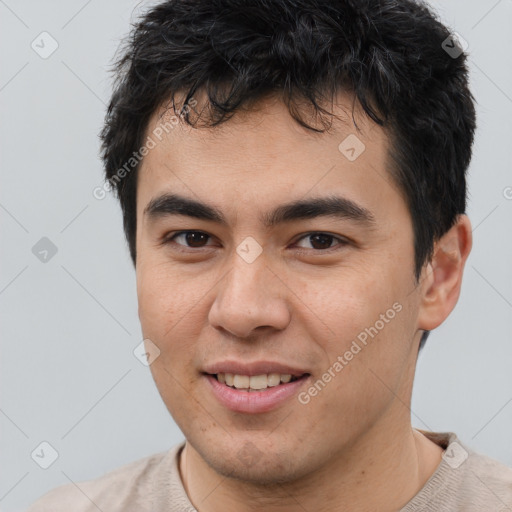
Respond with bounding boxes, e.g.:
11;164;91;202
204;374;310;414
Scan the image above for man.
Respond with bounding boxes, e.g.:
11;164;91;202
28;0;512;510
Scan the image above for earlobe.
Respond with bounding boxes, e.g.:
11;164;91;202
417;215;473;332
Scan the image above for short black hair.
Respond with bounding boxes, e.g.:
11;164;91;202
100;0;476;349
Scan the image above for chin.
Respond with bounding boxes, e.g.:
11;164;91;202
198;440;310;486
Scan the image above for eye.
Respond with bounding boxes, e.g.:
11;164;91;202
293;232;348;252
163;231;216;249
162;230;349;253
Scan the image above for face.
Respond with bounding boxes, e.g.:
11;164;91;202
135;94;425;484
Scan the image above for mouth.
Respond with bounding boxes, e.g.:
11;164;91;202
203;371;311;413
207;372;308;391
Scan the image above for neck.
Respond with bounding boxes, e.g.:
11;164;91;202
179;417;443;512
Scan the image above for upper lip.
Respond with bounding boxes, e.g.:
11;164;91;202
203;360;310;377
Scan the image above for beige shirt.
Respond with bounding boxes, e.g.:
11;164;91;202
27;431;512;511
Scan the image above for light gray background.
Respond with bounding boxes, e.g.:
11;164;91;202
1;1;511;510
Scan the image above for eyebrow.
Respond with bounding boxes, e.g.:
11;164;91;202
143;193;377;228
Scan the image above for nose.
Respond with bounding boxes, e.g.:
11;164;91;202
208;251;291;339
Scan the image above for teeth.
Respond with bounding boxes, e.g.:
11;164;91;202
215;372;299;390
233;375;249;389
267;373;281;387
249;375;268;389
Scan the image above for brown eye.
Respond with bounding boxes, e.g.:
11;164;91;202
294;232;347;251
166;231;213;248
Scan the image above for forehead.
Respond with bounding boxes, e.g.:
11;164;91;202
145;92;382;158
136;93;401;223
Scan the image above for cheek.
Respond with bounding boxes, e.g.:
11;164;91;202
137;267;204;418
137;261;195;338
136;262;212;386
302;267;414;389
300;269;390;345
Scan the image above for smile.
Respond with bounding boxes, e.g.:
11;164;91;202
214;372;301;391
204;373;311;413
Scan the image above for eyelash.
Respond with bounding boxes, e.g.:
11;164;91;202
161;230;349;254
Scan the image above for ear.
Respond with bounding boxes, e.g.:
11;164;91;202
417;214;473;332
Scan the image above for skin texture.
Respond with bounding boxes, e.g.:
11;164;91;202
135;93;472;511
